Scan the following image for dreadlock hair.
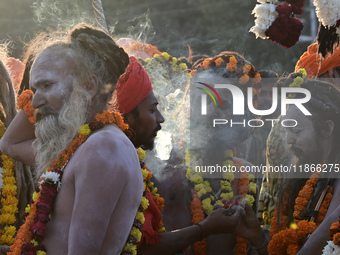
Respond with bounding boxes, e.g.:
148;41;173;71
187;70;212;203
276;74;340;223
28;24;129;103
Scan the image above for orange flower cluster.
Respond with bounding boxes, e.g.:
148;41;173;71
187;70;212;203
202;58;211;70
8;193;40;255
329;218;340;245
93;110;128;131
293;171;320;221
215;57;223;67
17;90;36;124
226;56;238;72
128;41;162;58
268;220;317;255
190;189;207;255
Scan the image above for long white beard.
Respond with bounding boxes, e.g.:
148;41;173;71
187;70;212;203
34;86;91;178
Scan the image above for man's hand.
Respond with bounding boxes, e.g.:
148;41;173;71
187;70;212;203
200;205;243;236
235;203;263;246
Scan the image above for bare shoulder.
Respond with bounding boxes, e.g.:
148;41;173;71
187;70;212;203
71;124;141;181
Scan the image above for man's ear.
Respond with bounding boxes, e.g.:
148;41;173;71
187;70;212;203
88;75;99;99
320;120;334;138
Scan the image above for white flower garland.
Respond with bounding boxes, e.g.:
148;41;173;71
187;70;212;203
314;0;340;27
40;172;62;190
249;0;283;39
322;241;340;255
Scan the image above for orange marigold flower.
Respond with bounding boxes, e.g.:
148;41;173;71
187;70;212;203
243;64;251;74
287;244;299;255
226;56;238;72
202;58;211;70
239;74;249;85
252;73;262;84
190;70;197;78
333;232;340;245
215;57;223;67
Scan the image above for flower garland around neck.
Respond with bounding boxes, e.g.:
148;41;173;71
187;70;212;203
322;217;340;255
185;148;257;255
0;121;18;246
121;148;165;255
10;90;129;255
268;169;333;255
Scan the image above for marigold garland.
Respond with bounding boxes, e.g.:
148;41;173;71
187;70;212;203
9;92;129;255
0;121;18;246
269;169;333;255
121;148;166;255
186;149;256;255
17;90;36;124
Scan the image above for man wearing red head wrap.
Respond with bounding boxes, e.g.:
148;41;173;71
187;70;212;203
115;56;244;255
295;43;340;83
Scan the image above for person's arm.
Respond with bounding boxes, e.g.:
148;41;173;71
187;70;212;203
297;203;340;255
235;203;268;255
0;110;36;165
138;206;243;255
67;128;143;254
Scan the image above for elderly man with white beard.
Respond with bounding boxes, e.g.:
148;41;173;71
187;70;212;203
0;24;143;255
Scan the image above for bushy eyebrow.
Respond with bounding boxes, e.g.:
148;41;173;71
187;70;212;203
30;79;53;89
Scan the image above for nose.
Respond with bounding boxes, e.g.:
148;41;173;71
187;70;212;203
156;110;165;124
31;91;47;109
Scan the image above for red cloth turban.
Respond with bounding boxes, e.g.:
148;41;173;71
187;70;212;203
116;56;152;114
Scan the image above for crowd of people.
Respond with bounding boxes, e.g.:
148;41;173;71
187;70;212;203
0;21;340;255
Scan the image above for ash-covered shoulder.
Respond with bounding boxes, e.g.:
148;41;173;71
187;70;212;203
73;124;140;178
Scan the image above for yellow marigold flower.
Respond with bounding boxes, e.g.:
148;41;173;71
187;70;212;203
37;251;47;255
197;188;207;197
239;74;250;85
190;174;203;184
162;52;169;60
249;182;257;194
3;226;16;237
0;234;14;245
142;169;148;180
222;171;234;181
290;76;304;87
25;204;31;214
131;227;142;242
1;196;18;207
2;159;15;170
194;183;205;191
141;196;149;210
220;192;233;201
143;183;146;192
1;204;18;215
2;184;17;196
31;239;39;246
225;149;233;158
245;194;255;207
32;191;38;202
216;200;223;205
153;187;158;193
136;211;145;224
172;57;177;63
223;160;233;167
0;213;16;225
123;242;137;255
79;124;91;135
202;198;214;215
179;63;187;70
290;222;298;230
215;57;223;67
3;176;16;185
220;181;232;192
297;68;307;78
248;174;255;182
153;54;160;58
138;148;146;161
158;226;166;232
145;58;151;63
203;58;211;70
